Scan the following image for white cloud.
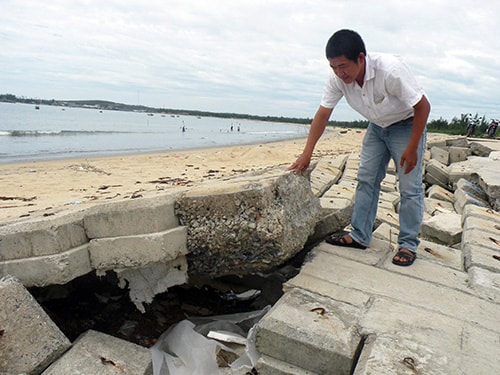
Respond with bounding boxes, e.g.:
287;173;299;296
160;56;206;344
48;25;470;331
1;0;499;120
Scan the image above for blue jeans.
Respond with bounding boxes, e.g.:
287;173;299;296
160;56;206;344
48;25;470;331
349;119;426;252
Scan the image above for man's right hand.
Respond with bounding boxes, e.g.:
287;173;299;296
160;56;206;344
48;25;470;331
287;153;312;175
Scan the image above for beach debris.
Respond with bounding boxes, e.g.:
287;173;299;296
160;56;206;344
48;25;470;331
0;195;36;202
148;176;193;186
98;184;123;190
68;163;111;175
130;191;143;199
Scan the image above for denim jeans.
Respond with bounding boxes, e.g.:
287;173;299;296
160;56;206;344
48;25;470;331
349;119;426;252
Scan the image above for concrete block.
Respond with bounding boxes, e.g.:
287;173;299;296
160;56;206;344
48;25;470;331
255;288;362;375
345;153;360;169
420;212;462;246
448;146;470;164
461;204;500;226
462;215;500;237
448;160;476;187
175;168;321;277
309;156;346;197
0;275;71;375
426;139;447;149
0;212;87;261
342;167;358;181
256;355;319;375
337;179;357;190
454;187;490;214
467;266;500;303
41;330;153;375
462;234;500;273
359;297;500;374
446;137;469;148
89;227;187;271
430;146;449;165
378;191;400;209
424;159;450;189
476;163;500;203
454;178;489;206
322;184;356;200
470;141;494;157
423;197;455;216
380;174;397;192
354;334;452;375
84;194;179;239
375;207;399;229
0;244;92;288
353;326;496;375
426;184;455;203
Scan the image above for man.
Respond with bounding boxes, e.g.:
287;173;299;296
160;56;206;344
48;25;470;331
288;29;430;266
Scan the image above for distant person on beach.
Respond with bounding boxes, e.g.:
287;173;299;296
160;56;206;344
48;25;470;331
288;29;430;267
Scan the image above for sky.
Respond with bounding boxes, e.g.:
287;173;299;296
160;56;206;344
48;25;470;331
1;0;499;121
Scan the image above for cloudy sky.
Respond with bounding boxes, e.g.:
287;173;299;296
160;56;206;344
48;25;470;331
1;0;499;121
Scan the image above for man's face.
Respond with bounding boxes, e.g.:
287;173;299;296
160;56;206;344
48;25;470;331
328;53;365;84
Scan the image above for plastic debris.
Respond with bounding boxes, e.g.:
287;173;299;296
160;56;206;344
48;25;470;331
151;306;270;375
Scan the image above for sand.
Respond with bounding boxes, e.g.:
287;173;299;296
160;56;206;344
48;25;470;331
0;128;365;225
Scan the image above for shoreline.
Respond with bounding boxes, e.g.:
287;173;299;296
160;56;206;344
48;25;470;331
0;128;365;225
0;132;311;166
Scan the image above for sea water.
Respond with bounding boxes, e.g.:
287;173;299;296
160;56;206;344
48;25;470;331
0;102;309;163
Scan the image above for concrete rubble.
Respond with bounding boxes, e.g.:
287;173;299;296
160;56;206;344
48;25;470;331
174;167;321;278
0;135;499;374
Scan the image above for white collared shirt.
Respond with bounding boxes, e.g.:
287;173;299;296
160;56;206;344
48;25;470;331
320;53;425;127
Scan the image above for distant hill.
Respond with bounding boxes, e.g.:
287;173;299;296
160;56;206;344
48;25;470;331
0;93;373;129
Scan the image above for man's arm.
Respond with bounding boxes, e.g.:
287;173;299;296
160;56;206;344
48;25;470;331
400;95;431;174
288;105;333;174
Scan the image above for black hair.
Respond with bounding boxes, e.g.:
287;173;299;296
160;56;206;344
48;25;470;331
325;29;366;62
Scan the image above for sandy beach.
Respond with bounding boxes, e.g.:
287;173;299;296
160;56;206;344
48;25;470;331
0;128;365;225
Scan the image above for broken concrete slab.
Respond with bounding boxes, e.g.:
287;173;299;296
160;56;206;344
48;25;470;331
41;330;152;375
174;168;321;277
0;275;71;375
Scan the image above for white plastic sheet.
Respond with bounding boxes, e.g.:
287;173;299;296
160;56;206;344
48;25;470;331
151;306;270;375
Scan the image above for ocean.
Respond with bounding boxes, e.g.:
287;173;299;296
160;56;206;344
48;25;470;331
0;102;309;164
